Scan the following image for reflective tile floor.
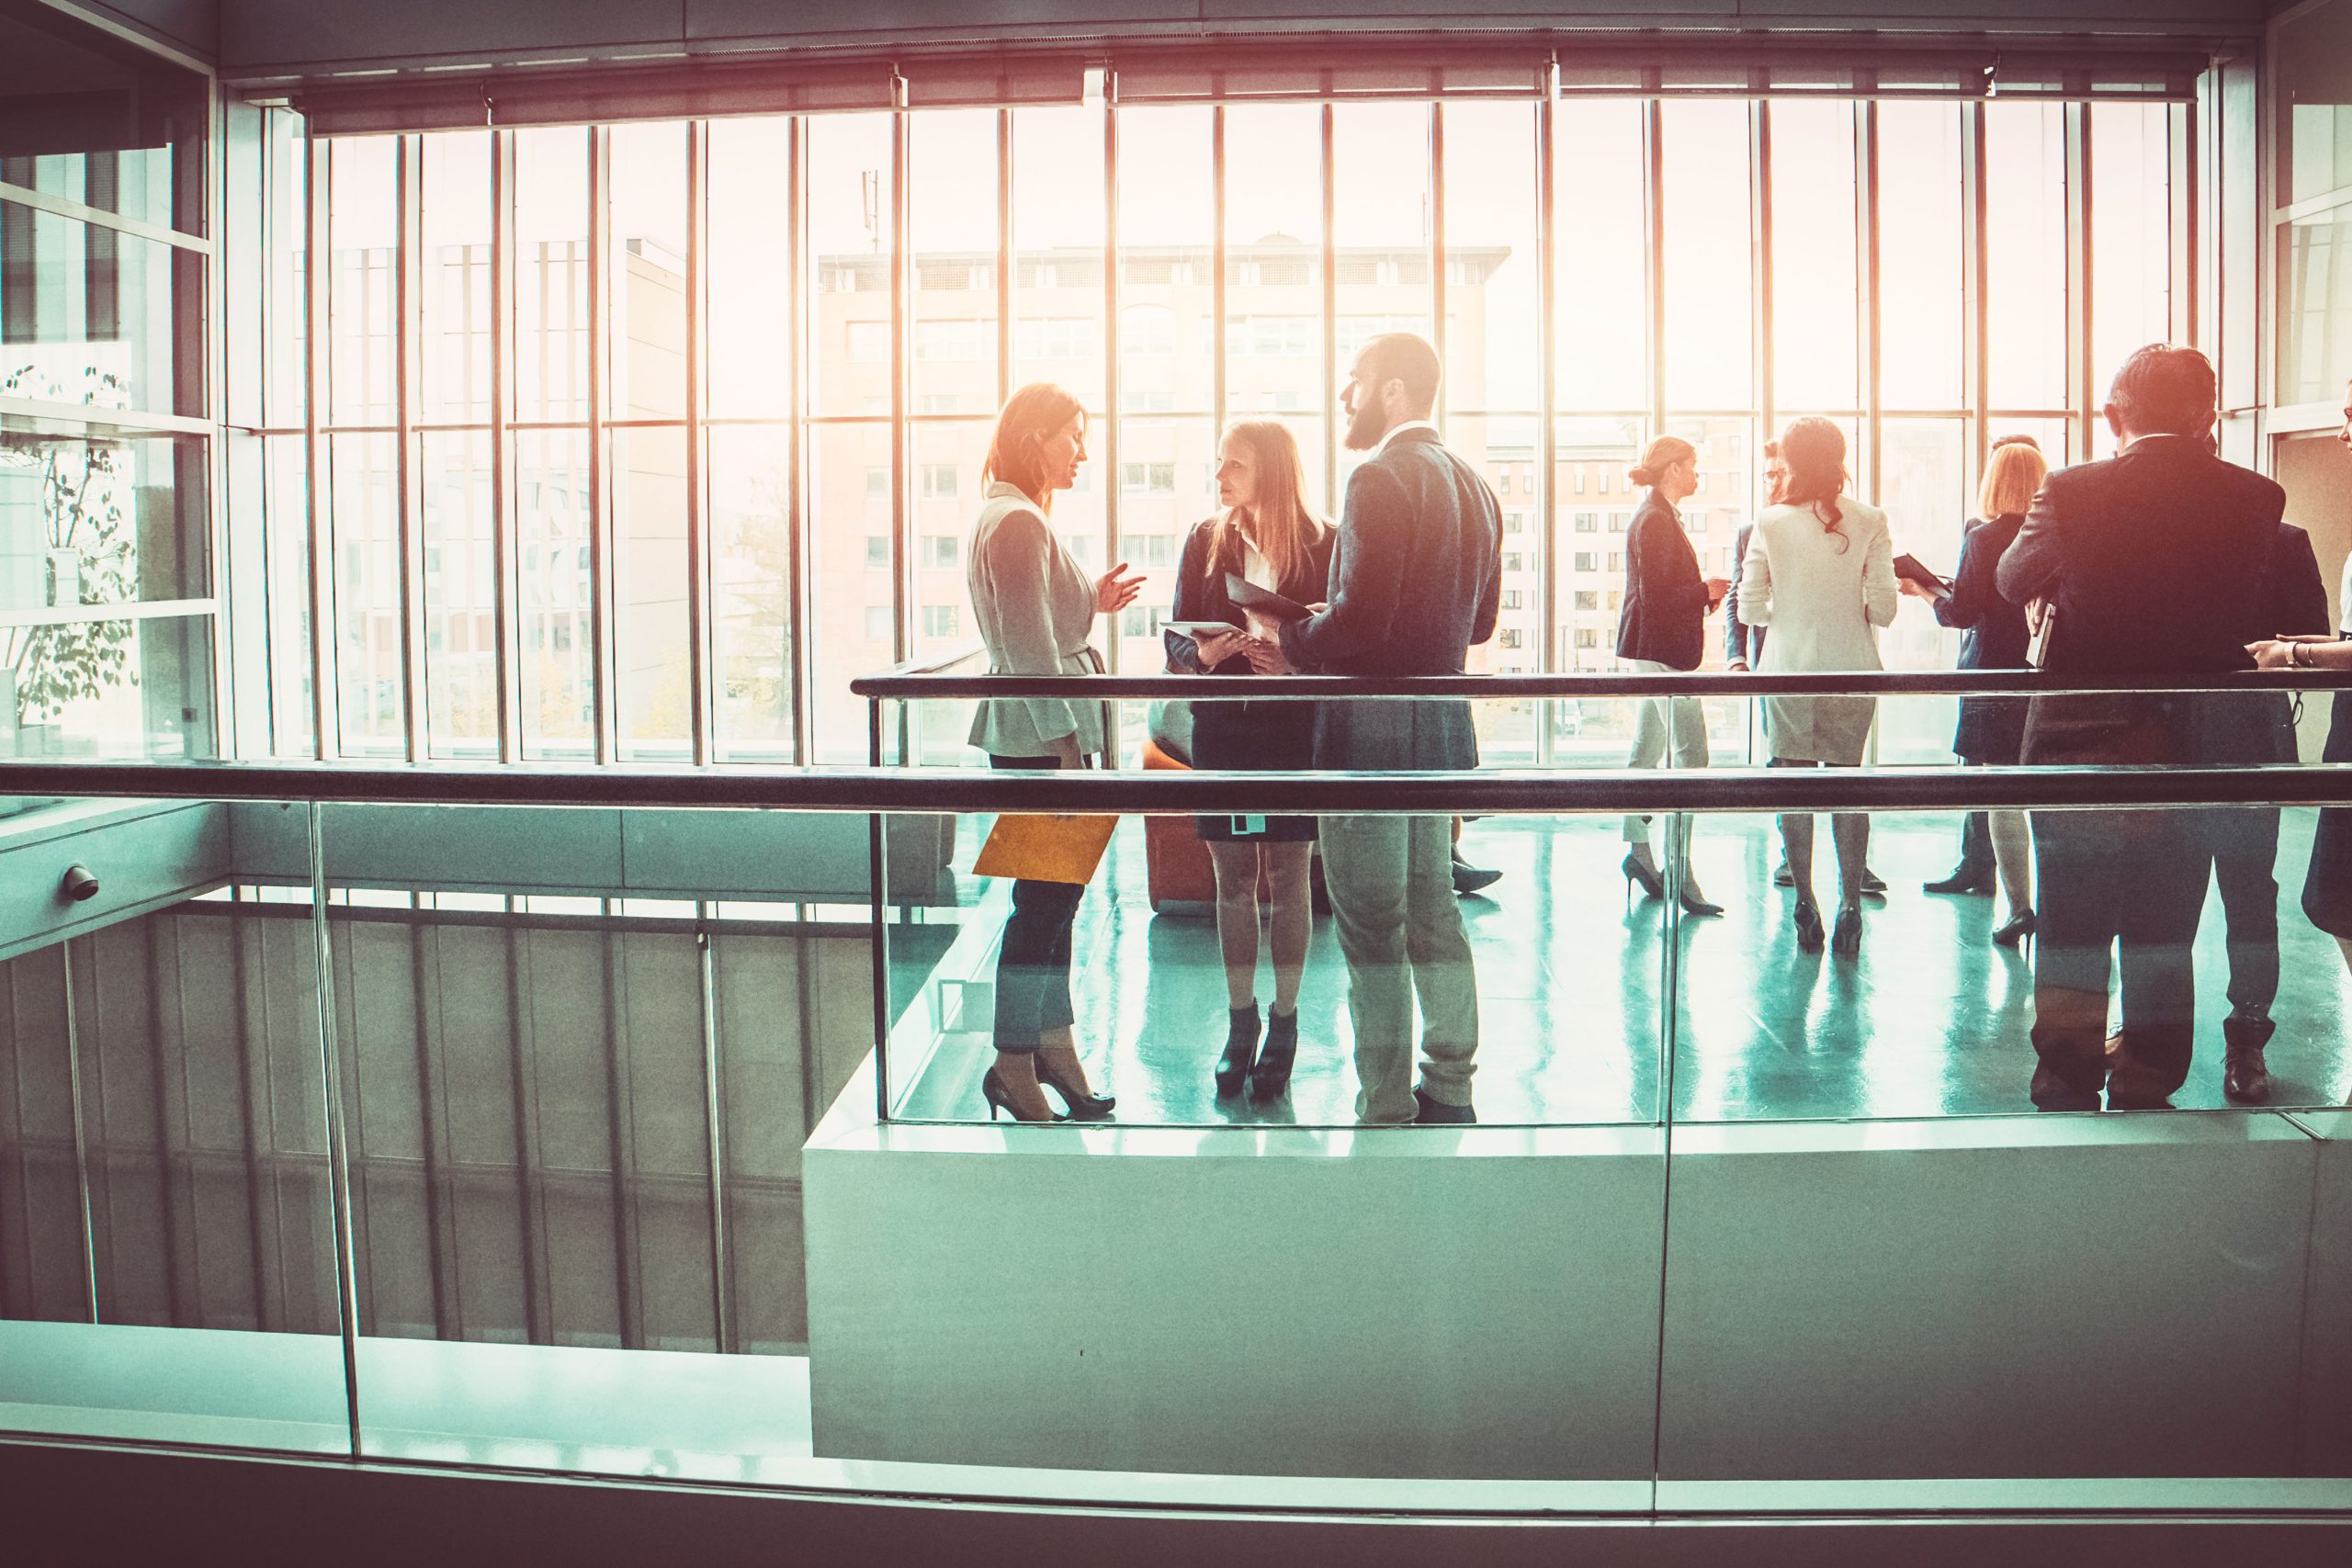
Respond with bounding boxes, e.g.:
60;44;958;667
894;811;2352;1125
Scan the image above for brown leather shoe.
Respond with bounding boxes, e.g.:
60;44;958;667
2223;1043;2272;1104
2222;1016;2275;1105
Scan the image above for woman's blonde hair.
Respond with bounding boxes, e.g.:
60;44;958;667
982;382;1085;512
1976;439;2050;519
1628;435;1696;491
1209;421;1329;588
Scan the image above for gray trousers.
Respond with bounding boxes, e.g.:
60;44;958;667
1318;813;1480;1123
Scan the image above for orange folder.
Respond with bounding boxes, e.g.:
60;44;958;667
973;812;1118;886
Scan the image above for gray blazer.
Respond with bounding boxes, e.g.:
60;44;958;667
965;481;1106;758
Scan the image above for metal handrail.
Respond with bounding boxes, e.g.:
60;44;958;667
2;761;2349;814
852;667;2352;699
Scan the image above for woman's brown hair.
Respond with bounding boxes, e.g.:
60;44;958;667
1208;421;1329;588
982;382;1085;512
1772;416;1850;547
1627;434;1696;491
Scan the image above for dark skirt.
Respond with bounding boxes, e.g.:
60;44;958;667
1193;703;1317;844
1952;693;2027;768
2303;690;2352;938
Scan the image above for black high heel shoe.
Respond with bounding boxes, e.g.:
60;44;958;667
1250;1008;1298;1102
1991;908;2037;950
1622;853;1666;906
1215;1004;1261;1097
1792;899;1825;953
1830;903;1863;958
1035;1059;1115;1121
1676;887;1724;918
981;1066;1066;1122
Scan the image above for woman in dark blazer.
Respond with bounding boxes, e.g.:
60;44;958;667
1165;421;1334;1103
1900;438;2047;946
1616;434;1730;914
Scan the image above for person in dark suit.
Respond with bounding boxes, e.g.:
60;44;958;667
1165;421;1335;1104
1899;438;2049;943
1262;332;1502;1125
1723;441;1783;674
1616;434;1730;914
1996;344;2283;1111
2251;380;2352;1096
1922;433;2046;897
2203;518;2329;1100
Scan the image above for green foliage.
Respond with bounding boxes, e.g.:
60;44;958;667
1;365;139;725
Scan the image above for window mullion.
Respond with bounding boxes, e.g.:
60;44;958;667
397;134;427;762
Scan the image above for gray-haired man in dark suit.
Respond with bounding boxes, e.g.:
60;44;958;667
1266;333;1502;1124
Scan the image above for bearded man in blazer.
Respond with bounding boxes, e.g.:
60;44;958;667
1264;333;1502;1125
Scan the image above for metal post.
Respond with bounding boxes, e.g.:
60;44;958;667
788;117;811;765
1102;82;1123;671
868;699;891;1121
1212;104;1227;442
395;135;425;761
687;122;714;765
304;125;338;761
1856;96;1882;501
1642;98;1666;442
695;919;731;1353
1962;102;1989;476
1750;100;1774;464
308;804;366;1457
1429;100;1447;427
60;941;98;1325
2065;102;2094;462
1535;87;1558;763
588;127;618;761
1321;102;1338;511
2170;100;2198;349
492;130;523;762
888;80;908;671
998;107;1014;409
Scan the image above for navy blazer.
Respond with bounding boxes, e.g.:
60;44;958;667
1996;434;2285;765
1279;424;1502;770
2261;522;2329;638
1615;488;1709;671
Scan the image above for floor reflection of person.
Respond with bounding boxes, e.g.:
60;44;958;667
966;383;1142;1123
1165;422;1334;1104
1740;417;1897;960
1615;434;1729;916
1257;333;1502;1126
2000;345;2281;1111
1900;437;2047;947
2250;374;2352;1104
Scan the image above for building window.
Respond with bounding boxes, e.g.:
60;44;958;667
1574;512;1599;532
1498;628;1522;649
1610;513;1630;533
921;463;958;500
921;604;961;638
1575;628;1599;649
1573;552;1598;572
1608;552;1623;572
1502;552;1523;573
847;321;889;362
1122;303;1176;355
1575;591;1599;611
866;468;888;501
1504;512;1527;535
1122;462;1176;493
921;536;959;570
1501;590;1522;610
865;536;889;569
914;319;985;360
865;607;890;640
1015;317;1096;360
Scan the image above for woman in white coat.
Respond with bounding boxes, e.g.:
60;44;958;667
967;382;1143;1121
1739;416;1898;958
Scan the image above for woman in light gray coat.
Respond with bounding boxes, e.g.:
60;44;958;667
967;382;1142;1122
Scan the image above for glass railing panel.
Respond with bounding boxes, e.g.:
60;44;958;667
1657;789;2350;1496
0;797;350;1454
316;801;835;1477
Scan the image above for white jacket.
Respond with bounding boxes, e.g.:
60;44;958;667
965;481;1105;757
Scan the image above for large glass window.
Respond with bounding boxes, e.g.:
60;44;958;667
246;80;2183;767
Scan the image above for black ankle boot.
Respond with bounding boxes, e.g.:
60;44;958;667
1250;1009;1298;1101
1216;1005;1261;1096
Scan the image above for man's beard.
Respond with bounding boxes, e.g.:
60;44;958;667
1342;400;1385;452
